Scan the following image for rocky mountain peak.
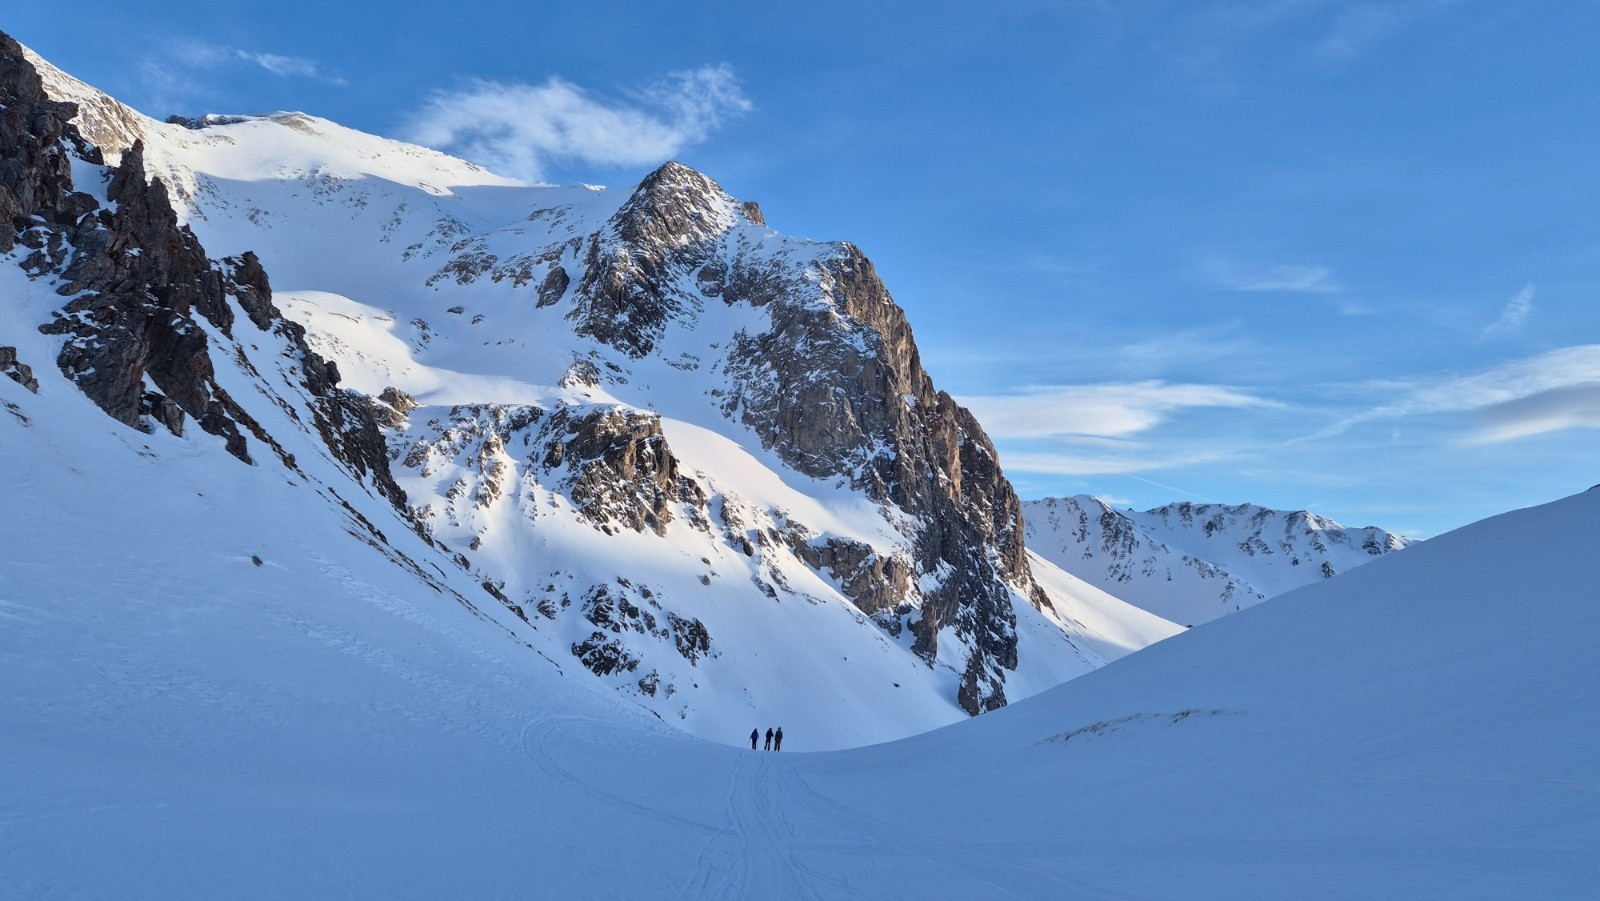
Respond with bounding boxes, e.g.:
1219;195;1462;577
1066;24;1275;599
612;160;740;248
567;161;743;358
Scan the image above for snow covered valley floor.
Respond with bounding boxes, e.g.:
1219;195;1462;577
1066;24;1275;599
6;397;1597;898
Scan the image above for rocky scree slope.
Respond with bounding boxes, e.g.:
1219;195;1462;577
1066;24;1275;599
13;38;1178;740
1024;495;1410;625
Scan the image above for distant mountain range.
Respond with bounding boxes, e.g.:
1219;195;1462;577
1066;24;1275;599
1023;495;1410;625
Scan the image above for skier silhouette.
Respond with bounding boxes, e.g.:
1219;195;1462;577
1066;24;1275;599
764;728;774;751
750;728;758;750
775;727;784;751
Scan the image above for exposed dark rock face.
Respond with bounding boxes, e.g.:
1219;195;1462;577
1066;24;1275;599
311;392;407;505
666;611;711;665
35;140;263;459
535;265;569;308
542;406;700;537
393;401;707;542
0;38;95;256
721;243;1037;713
572;632;640;677
0;347;38;393
224;251;276;332
790;536;913;617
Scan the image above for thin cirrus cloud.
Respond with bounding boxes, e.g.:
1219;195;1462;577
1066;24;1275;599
1310;2;1430;63
961;381;1273;476
960;381;1273;441
1473;383;1600;443
1481;283;1535;339
996;448;1237;477
139;40;346;109
1203;258;1340;294
404;65;752;183
1301;344;1600;443
1178;0;1458;85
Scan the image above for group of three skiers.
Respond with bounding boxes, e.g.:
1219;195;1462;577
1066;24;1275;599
751;726;783;751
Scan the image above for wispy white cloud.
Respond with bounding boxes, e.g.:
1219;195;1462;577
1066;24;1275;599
999;448;1234;477
1311;0;1460;63
404;66;752;183
1116;324;1250;372
1170;0;1459;90
1091;493;1137;508
1205;258;1340;294
236;51;334;80
158;41;344;83
1472;383;1600;443
961;380;1276;440
1300;344;1600;442
1481;283;1535;339
139;40;346;111
1310;4;1408;62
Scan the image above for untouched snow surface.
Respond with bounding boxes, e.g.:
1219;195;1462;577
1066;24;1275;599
5;326;1595;901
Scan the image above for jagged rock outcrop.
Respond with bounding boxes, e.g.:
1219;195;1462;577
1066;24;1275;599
536;265;570;308
2;36;249;457
0;346;38;393
396;401;704;540
543;406;702;537
0;39;95;255
789;535;914;616
565;579;712;694
2;30;405;500
38;140;263;458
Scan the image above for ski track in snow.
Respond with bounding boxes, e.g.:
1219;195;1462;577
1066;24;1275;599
520;714;1130;899
779;765;1128;901
520;717;722;836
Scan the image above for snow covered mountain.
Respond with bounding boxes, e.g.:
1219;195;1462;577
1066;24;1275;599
8;35;1595;897
1023;495;1410;625
2;34;1178;747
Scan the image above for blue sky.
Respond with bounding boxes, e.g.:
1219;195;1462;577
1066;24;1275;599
9;2;1598;537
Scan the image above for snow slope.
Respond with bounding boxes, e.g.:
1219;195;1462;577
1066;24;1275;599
7;350;1594;898
1025;494;1410;625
